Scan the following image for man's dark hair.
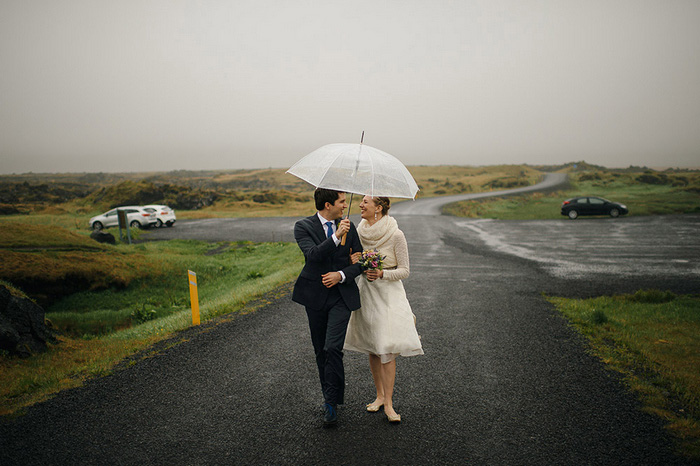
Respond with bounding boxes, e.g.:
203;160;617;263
314;188;341;211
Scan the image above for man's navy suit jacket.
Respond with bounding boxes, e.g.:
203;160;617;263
292;215;363;311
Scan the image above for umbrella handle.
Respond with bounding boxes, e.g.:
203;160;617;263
340;192;355;246
340;212;348;246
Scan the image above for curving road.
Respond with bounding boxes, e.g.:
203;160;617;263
2;175;698;465
139;173;569;244
391;172;568;216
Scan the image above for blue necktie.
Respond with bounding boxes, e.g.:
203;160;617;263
325;221;334;238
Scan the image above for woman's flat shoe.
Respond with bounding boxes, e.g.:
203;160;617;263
366;403;383;413
387;413;401;423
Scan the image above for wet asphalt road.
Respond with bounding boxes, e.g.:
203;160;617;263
389;173;568;216
2;185;699;464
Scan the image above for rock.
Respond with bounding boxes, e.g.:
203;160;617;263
90;230;116;244
0;312;20;349
0;285;57;358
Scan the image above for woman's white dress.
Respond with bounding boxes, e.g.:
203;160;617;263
344;215;423;363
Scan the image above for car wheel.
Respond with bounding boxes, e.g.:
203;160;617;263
166;221;174;227
567;210;578;220
156;219;163;228
609;208;620;218
92;221;103;231
130;220;141;229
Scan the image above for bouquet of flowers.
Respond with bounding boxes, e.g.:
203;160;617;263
359;249;385;270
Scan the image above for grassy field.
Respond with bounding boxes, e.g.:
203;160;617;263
0;164;544;223
176;165;545;218
444;168;700;219
0;223;157;307
0;226;304;416
47;240;302;336
548;291;700;460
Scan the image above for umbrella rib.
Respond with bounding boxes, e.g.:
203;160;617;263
354;144;363;194
400;165;417;199
369;147;375;197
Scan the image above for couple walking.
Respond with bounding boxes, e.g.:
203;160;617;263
292;188;423;426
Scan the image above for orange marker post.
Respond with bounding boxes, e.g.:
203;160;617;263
188;270;200;325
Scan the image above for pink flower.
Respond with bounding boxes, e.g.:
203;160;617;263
360;248;385;270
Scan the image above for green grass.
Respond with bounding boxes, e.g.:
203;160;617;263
46;240;302;337
0;208;103;232
444;171;700;219
0;221;103;248
548;291;700;461
0;222;157;309
1;238;304;416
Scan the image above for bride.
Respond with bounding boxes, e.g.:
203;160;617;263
344;195;423;423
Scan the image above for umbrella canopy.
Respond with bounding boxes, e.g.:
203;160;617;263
286;143;419;199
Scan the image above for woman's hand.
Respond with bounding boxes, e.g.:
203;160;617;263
366;269;383;281
350;252;361;264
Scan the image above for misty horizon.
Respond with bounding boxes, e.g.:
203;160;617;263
2;160;698;179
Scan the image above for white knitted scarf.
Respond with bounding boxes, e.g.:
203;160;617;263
356;215;398;250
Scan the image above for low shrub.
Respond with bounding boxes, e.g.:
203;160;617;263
624;289;676;304
637;173;668;185
591;309;608;324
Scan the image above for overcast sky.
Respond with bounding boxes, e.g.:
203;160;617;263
1;0;699;174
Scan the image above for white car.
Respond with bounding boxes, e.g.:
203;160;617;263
89;206;157;230
142;205;176;228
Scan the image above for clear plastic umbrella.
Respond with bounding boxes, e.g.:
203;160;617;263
287;135;418;245
286;140;419;200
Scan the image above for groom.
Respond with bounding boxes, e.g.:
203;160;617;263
292;188;363;426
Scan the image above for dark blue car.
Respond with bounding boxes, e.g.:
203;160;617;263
561;196;629;219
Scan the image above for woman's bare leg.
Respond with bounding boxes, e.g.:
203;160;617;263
381;359;398;418
368;354;384;406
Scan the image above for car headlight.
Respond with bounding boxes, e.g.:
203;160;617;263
619;204;627;209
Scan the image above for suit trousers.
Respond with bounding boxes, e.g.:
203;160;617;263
305;286;351;406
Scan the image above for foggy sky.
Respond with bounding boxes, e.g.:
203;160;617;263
1;0;699;174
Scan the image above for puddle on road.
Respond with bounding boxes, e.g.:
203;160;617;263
453;219;698;280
